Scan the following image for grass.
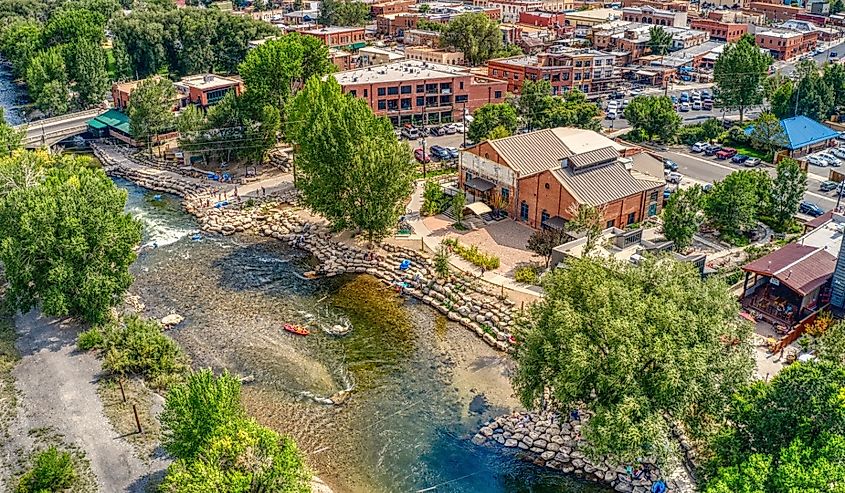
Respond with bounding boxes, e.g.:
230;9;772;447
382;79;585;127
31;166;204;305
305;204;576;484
9;429;97;493
97;377;162;462
729;144;771;163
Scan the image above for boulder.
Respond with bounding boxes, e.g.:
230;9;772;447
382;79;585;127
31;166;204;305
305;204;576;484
160;314;184;328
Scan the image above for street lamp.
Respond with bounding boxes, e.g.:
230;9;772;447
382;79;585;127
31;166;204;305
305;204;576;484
419;136;427;177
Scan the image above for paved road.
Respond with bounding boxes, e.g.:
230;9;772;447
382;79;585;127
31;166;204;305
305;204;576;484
658;148;840;211
776;38;845;76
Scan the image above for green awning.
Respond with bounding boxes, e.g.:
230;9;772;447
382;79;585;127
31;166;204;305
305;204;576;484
349;41;366;50
90;109;133;136
87;119;108;130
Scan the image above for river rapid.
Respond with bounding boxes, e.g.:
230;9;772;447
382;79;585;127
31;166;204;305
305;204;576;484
119;181;610;493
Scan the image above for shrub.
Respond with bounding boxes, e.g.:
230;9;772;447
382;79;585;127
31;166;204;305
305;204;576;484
514;264;541;284
440;238;500;270
16;447;76;493
434;246;450;279
76;328;104;350
422;180;446;216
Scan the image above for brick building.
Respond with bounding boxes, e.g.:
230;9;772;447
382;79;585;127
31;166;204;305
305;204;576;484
302;26;366;49
175;74;244;109
755;29;818;60
621;5;687;27
472;0;544;22
746;2;803;22
458;128;664;229
332;60;508;125
621;0;690;12
519;10;566;27
371;0;415;16
487;49;619;95
403;29;443;47
689;18;748;42
376;13;420;37
405;46;466;65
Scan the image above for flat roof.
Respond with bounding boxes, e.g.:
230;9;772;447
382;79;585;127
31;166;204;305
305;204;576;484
178;74;241;91
304;26;365;34
332;60;471;84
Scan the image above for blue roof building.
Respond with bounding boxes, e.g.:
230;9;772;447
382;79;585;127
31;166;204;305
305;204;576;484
744;115;839;157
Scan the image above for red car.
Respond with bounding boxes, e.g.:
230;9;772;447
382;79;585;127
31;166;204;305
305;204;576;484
715;147;737;160
414;147;430;163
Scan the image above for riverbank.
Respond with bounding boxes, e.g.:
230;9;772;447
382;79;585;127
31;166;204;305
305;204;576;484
94;143;519;354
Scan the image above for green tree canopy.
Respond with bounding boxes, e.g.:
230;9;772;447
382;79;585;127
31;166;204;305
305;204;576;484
41;8;105;46
662;184;704;250
0;151;142;324
318;0;369;26
128;77;176;145
749;112;788;159
623;95;681;143
286;77;415;241
647;26;673;56
793;60;835;121
467;103;518;143
714;34;772;122
513;256;754;462
705;361;845;493
68;38;109;107
441;12;503;66
0;19;42;77
823;62;845;110
0;108;24;156
517;80;600;131
768;158;806;233
25;46;70;116
704;170;771;244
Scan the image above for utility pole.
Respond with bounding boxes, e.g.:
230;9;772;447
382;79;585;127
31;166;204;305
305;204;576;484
461;101;467;148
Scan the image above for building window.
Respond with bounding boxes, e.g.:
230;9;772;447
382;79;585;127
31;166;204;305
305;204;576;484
388;86;399;95
416;84;425;93
595;59;602;66
465;170;473;181
494;91;502;98
459;81;464;89
541;210;550;224
416;96;424;106
426;83;438;93
349;90;357;97
520;201;529;221
455;94;468;103
401;85;411;94
440;95;452;105
627;212;636;225
649;190;658;202
401;98;412;110
378;87;386;96
363;89;368;97
387;99;398;110
606;219;614;228
513;74;519;80
377;100;386;110
501;187;509;203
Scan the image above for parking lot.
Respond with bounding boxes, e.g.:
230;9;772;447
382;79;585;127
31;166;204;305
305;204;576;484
802;144;845;178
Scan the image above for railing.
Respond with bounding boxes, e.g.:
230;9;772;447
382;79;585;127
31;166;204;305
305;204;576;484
14;108;103;130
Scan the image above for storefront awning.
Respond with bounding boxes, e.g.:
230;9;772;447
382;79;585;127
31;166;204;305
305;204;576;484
635;70;657;77
465;177;495;192
348;41;366;50
465;202;492;216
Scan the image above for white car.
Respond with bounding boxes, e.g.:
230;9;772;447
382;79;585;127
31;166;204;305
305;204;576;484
691;142;707;152
606;110;618;120
607;101;619;112
821;153;842;167
666;171;683;184
808;155;828;167
452;122;466;133
832;148;845;159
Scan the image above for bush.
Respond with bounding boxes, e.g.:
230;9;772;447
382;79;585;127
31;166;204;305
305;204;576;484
442;238;499;270
79;315;188;388
434;246;450;279
514;264;541;284
76;328;104;350
422;180;447;216
16;447;76;493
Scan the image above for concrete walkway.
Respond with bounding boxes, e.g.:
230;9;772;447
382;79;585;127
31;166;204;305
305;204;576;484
0;311;167;492
406;180;543;302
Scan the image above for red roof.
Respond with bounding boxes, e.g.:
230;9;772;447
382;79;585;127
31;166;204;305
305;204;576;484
742;243;836;296
805;211;834;231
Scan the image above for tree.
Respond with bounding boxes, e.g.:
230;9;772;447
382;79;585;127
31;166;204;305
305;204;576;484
467;103;518;143
441;12;503;66
832;0;845;14
793;61;834;121
769;79;794;119
0;152;142;324
418;2;430;12
286;78;415;241
42;8;105;46
714;34;772;122
25;47;70;116
823;62;845;110
0;108;24;156
542;89;602;131
451;190;466;227
514;256;754;462
176;105;206;135
128;77;176;148
816;320;845;366
623;95;681;143
238;33;332;115
68;39;109;107
0;20;43;78
566;203;605;254
422;179;445;216
318;0;369;26
160;369;245;460
662;185;704;250
749;112;788;159
518;79;553;131
705;361;845;493
526;228;567;266
647;26;673;56
705;170;771;243
768;158;806;233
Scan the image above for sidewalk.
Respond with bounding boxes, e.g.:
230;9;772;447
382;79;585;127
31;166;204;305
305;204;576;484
406;180;543;302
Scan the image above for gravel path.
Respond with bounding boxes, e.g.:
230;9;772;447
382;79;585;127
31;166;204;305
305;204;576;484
0;310;168;492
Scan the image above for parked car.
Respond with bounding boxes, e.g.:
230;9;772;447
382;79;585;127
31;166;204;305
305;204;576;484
680;92;690;102
428;126;445;136
808;155;828;167
414;147;430;163
402;125;420;139
394;128;403;139
819;153;841;167
832;148;845;159
670;95;678;103
716;147;737;160
702;99;713;110
731;153;749;164
453;122;466;133
692;100;702;110
663;186;672;203
445;147;459;159
430;145;450;160
680;102;691;112
831;51;839;59
799;201;824;217
666;171;683;184
443;124;457;135
704;144;722;156
744;157;761;167
702;183;714;192
701;90;711;99
691;142;707;152
606;110;618;120
820;180;839;192
664;159;679;171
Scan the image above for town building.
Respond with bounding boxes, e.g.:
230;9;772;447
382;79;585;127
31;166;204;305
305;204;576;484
458;128;664;229
376;13;420;37
744;115;837;158
487;49;619;95
562;8;621;29
745;1;803;22
302;26;367;50
472;0;544;22
371;0;415;16
593;22;709;64
330;48;353;71
403;29;442;47
519;10;566;27
621;5;687;27
175;74;244;109
405;46;466;65
689;18;748;42
755;29;818;61
357;46;406;66
621;0;690;12
331;60;508;125
707;9;765;25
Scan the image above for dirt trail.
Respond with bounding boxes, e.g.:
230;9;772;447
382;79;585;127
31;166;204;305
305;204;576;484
0;310;168;492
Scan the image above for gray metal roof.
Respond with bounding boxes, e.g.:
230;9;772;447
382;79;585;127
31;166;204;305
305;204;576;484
568;146;619;170
487;129;573;177
551;162;661;206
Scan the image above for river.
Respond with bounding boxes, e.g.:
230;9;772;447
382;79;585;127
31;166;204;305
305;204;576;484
118;180;610;493
0;60;25;125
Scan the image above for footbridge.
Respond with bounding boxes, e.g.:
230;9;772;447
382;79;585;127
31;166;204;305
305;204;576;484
14;108;106;148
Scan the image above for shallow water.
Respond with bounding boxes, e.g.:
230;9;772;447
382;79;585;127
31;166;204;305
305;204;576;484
120;175;610;492
0;61;25;125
